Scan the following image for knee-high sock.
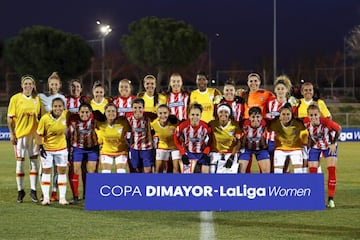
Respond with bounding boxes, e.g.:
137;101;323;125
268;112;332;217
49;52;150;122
327;166;336;198
70;173;79;197
41;174;51;200
57;174;67;200
29;158;38;191
16;160;25;191
52;166;58;192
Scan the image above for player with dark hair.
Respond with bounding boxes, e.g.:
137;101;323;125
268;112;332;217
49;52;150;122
37;98;70;205
238;107;270;173
174;103;211;173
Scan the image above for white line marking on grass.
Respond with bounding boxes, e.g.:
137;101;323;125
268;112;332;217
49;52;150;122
200;211;215;240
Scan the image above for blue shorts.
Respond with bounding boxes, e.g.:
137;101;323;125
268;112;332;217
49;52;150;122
239;149;269;161
187;152;209;166
268;140;275;153
72;146;99;162
308;147;338;161
130;149;154;168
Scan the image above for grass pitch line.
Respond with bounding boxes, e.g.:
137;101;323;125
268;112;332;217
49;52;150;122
200;211;215;240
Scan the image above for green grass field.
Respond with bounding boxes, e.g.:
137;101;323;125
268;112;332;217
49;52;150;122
0;141;359;240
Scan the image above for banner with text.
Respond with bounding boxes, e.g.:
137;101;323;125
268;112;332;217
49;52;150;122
85;174;325;211
338;128;360;142
0;128;10;141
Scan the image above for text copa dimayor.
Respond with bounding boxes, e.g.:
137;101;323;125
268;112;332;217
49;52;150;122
100;185;267;199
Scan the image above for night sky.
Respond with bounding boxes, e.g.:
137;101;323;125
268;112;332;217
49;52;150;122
1;0;360;72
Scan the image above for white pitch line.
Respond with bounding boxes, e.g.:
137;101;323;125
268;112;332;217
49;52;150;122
199;211;215;240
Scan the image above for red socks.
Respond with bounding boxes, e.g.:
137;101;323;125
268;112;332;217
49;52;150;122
327;166;336;198
70;174;79;197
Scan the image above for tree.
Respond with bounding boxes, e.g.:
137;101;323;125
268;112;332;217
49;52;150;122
347;24;360;65
0;38;3;59
4;26;93;80
121;16;208;89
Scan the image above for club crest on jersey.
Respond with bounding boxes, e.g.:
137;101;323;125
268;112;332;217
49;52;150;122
118;127;123;134
62;120;66;125
260;96;265;102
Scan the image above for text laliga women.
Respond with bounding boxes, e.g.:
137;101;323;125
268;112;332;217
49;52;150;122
99;185;311;199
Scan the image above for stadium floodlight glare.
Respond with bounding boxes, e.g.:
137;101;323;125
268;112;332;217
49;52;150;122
95;20;112;86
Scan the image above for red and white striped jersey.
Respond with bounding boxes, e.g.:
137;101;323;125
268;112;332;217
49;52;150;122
68;114;98;148
113;95;135;118
241;119;268;150
66;96;81;113
303;117;341;150
216;100;244;122
127;115;153;150
167;91;189;121
266;98;286;120
174;119;211;155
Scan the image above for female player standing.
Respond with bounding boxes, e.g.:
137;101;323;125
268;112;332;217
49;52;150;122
8;75;41;203
303;103;341;208
37;98;70;205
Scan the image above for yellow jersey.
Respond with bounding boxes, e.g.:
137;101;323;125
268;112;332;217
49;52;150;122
208;120;241;153
37;110;69;151
140;92;167;113
190;88;221;123
268;118;308;151
91;98;110;114
297;98;331;119
96;118;131;155
150;119;177;150
8;93;41;138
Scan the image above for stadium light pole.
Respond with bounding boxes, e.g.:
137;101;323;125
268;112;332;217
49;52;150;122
343;36;347;89
96;20;112;86
208;33;220;84
273;0;277;83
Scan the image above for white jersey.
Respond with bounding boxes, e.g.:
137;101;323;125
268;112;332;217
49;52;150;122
38;93;67;114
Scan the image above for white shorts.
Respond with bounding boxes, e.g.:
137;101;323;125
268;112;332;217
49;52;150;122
41;149;68;168
302;146;309;160
210;152;239;173
155;149;181;161
14;134;38;158
274;149;303;167
101;154;128;165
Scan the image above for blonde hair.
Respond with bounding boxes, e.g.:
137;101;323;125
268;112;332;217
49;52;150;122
48;72;61;82
275;75;292;91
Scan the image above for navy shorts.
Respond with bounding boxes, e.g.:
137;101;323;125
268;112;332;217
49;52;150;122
72;146;99;162
239;149;269;161
309;147;337;161
130;149;154;168
188;152;209;166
